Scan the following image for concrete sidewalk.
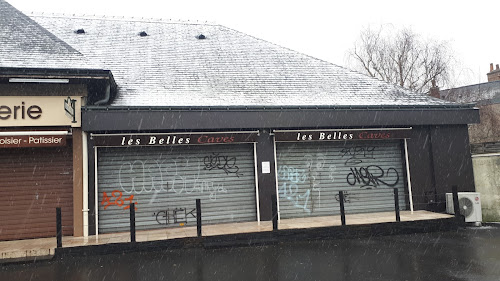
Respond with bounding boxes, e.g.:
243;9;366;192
0;210;454;263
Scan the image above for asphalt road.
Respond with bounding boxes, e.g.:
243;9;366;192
1;225;499;281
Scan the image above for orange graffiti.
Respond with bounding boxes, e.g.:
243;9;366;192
101;190;138;211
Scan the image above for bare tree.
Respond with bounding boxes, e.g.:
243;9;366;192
347;26;455;94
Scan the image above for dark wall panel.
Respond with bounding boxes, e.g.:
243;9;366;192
406;125;475;212
430;125;475;209
255;131;277;221
406;127;437;211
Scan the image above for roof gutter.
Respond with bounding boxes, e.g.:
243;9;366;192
83;103;477;112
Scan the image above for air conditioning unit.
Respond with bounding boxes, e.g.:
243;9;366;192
445;192;482;223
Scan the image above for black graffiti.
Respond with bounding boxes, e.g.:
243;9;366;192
340;146;376;166
346;165;399;188
203;153;242;177
153;208;196;225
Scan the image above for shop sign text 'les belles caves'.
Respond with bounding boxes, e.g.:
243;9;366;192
91;132;259;147
274;129;411;142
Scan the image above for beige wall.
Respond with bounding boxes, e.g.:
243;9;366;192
0;96;81;127
472;154;500;222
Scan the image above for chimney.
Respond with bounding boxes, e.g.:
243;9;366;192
429;79;440;98
487;63;500;82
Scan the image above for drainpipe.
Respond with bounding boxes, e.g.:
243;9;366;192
86;83;109;234
94;84;111;105
82;132;89;237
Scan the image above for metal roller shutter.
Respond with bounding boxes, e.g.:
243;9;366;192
0;147;73;241
276;140;406;219
97;144;257;233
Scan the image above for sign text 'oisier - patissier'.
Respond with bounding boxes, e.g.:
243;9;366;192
0;135;66;148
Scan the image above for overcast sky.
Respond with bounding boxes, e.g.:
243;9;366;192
8;0;500;88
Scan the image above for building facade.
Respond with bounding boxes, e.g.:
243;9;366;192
0;0;114;240
0;73;111;240
0;0;480;239
79;106;477;235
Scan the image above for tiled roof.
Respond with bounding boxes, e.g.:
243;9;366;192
29;13;460;107
441;81;500;105
0;0;97;70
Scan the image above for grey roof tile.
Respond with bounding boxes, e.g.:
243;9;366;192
0;0;98;70
29;13;459;107
441;81;500;104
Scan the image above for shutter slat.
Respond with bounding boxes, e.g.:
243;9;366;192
0;147;74;241
276;140;407;219
97;144;257;233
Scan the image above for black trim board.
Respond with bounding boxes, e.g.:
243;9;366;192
82;108;480;131
256;131;277;220
0;67;114;80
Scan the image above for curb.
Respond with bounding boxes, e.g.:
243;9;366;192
52;217;463;259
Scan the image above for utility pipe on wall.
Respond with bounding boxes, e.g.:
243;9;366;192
404;139;414;213
82;132;89;237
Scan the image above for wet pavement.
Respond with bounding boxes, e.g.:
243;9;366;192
1;226;499;281
0;211;453;262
